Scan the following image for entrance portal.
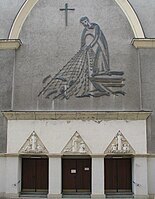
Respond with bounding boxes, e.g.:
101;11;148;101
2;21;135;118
62;158;91;194
105;158;132;194
22;157;48;193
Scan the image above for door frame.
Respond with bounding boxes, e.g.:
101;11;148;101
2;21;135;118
21;155;49;194
62;155;92;195
104;155;133;195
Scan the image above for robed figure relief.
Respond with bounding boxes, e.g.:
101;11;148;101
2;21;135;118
38;17;125;100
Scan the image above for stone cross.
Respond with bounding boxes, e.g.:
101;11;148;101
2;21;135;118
60;3;75;26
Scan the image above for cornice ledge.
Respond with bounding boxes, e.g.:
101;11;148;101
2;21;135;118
1;153;19;157
48;153;62;158
132;38;155;48
2;111;152;121
0;39;22;50
1;153;155;158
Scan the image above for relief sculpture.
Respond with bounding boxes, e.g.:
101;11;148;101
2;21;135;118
104;131;135;154
62;132;92;155
38;17;125;100
19;131;48;154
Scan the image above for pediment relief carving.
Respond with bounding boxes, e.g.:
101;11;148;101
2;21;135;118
19;131;48;154
62;131;92;155
104;131;135;155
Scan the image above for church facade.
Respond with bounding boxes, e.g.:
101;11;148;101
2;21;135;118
0;0;155;199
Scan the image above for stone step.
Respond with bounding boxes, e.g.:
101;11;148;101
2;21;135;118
12;194;47;199
11;197;47;199
63;195;90;198
106;195;133;198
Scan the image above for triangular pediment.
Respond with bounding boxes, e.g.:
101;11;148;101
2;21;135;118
62;131;92;155
19;131;48;154
104;131;135;155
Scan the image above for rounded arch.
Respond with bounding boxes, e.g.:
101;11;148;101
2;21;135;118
8;0;145;39
115;0;145;38
9;0;39;39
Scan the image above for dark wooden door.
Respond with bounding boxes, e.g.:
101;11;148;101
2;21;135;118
76;159;91;192
62;159;91;193
105;159;117;193
35;159;48;192
117;159;132;192
105;158;132;193
63;159;77;192
22;158;48;192
22;158;36;191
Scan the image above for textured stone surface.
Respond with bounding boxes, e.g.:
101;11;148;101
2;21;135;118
11;0;140;111
0;50;14;152
139;49;155;152
0;0;25;39
129;0;155;38
0;114;7;152
0;50;14;109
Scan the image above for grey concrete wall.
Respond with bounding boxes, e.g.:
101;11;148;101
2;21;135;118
0;114;7;153
0;0;25;39
0;50;15;152
139;49;155;152
0;50;14;110
129;0;155;37
12;0;141;111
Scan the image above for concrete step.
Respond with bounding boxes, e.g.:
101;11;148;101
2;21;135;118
11;197;47;199
106;195;133;198
21;197;46;198
63;195;90;198
18;192;47;198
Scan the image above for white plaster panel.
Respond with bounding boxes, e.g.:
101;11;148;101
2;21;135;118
132;157;148;196
148;158;155;195
92;157;104;195
5;157;20;195
0;157;6;193
49;157;61;195
7;120;146;154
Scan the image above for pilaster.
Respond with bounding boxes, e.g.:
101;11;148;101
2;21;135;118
48;156;62;198
132;157;148;197
5;156;20;197
92;157;105;198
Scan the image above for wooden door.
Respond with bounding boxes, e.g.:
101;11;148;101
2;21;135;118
117;159;132;192
63;159;77;192
76;159;91;192
22;158;48;192
105;159;117;193
36;159;48;192
105;158;132;193
62;158;91;193
22;158;36;191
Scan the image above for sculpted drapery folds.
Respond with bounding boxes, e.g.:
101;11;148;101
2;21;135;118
80;16;110;75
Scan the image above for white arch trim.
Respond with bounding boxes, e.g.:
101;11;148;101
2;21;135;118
9;0;144;39
114;0;145;38
9;0;39;39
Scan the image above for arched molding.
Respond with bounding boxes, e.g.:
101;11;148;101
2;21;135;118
9;0;39;39
8;0;155;49
9;0;145;40
114;0;145;38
